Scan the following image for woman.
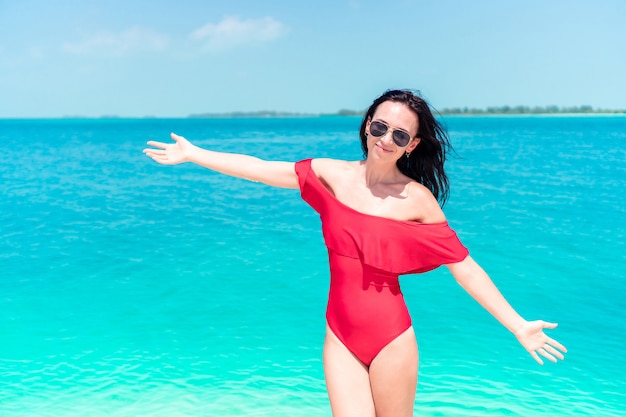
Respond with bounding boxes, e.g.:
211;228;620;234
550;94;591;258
143;89;566;417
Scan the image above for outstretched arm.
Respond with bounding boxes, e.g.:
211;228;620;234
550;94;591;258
143;133;299;189
447;256;567;364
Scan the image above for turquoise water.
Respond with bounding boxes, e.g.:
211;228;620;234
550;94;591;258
1;115;625;416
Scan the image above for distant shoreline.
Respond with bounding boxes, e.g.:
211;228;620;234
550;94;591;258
188;105;626;118
1;106;625;120
437;105;626;116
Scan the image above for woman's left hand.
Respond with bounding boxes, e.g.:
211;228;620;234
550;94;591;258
514;321;567;365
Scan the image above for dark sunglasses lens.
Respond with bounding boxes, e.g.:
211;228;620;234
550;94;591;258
370;121;388;137
393;131;411;147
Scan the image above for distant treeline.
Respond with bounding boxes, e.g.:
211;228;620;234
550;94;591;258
188;110;314;118
328;106;626;116
438;105;625;115
188;109;366;118
187;105;624;118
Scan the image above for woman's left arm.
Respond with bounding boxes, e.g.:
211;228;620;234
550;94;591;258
447;256;567;364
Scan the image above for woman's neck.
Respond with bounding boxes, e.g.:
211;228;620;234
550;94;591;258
361;158;403;187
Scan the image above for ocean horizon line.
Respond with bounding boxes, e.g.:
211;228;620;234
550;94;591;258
2;108;626;121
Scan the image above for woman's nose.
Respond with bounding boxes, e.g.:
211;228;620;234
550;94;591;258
380;130;394;145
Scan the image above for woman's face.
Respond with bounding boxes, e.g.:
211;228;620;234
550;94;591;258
365;101;420;161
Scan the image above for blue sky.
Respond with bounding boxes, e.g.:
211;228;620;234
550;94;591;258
1;0;625;118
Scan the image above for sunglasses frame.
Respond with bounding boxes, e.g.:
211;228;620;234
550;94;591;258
368;119;414;148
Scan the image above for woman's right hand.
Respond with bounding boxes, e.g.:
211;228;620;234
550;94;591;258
143;132;194;165
143;132;299;188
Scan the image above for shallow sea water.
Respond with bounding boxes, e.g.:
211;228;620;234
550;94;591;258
1;115;625;416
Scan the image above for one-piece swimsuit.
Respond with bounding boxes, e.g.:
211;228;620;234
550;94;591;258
295;158;469;366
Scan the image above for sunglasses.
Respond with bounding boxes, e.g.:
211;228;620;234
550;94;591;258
368;120;413;147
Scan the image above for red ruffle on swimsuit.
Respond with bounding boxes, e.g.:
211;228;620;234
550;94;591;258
295;159;469;366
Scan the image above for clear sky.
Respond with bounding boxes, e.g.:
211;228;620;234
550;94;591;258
1;0;625;118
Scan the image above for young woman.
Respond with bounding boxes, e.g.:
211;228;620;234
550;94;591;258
143;89;567;417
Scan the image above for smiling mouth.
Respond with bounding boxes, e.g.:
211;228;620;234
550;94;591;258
376;143;393;152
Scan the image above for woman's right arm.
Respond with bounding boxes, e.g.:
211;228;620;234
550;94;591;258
143;132;299;189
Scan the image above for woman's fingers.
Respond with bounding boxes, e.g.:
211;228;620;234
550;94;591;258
146;140;168;149
143;149;165;159
144;134;188;165
149;155;171;164
531;348;556;365
143;148;164;155
544;344;565;360
538;348;557;363
143;148;171;164
530;351;543;365
546;337;567;354
541;321;558;330
530;337;566;365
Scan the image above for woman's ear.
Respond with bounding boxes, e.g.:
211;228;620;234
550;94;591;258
407;137;420;153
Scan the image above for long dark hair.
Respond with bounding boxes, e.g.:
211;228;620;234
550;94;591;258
359;89;453;206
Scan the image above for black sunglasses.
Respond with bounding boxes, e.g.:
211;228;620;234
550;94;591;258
368;120;413;147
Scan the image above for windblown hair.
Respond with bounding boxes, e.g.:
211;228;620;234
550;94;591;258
359;89;454;206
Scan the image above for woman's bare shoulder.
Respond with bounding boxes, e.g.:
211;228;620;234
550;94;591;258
310;158;356;176
406;181;447;223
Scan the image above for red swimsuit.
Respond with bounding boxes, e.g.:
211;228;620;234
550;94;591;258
295;159;469;366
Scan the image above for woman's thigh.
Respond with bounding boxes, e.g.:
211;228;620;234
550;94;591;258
368;327;419;417
323;326;375;417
